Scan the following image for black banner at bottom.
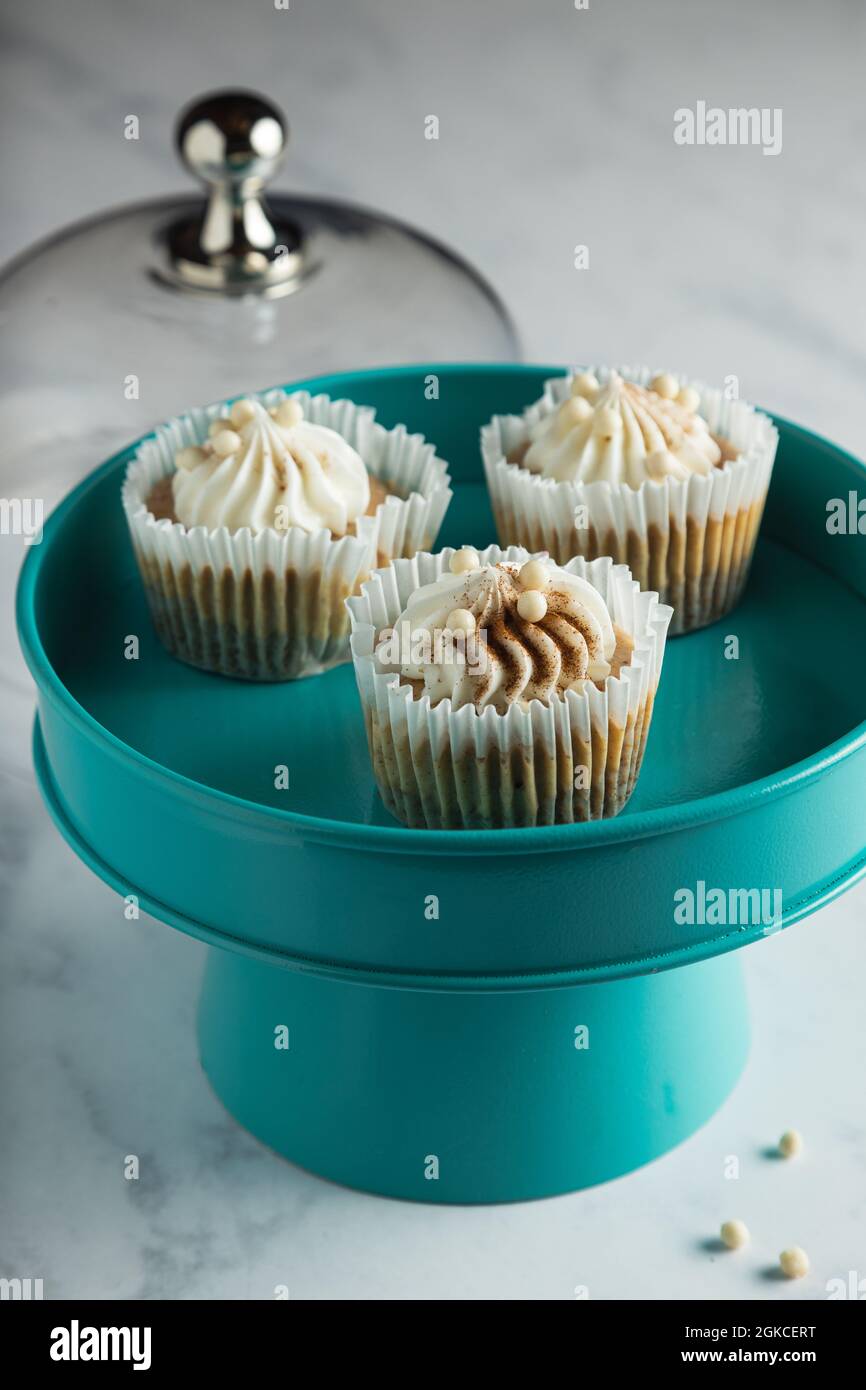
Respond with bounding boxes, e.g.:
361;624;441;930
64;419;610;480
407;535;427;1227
5;1297;861;1372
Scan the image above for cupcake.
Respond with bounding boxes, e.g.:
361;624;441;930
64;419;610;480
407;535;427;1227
482;367;778;635
122;388;452;680
347;544;672;829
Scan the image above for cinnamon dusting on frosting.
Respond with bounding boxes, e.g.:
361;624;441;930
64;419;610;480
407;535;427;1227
378;555;627;712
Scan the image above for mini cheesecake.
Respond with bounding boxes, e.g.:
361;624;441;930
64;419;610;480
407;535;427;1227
482;368;778;635
346;545;673;829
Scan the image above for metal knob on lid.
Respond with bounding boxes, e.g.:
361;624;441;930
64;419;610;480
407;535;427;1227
160;89;306;296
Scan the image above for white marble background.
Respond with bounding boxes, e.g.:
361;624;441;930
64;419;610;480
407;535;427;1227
1;0;864;1300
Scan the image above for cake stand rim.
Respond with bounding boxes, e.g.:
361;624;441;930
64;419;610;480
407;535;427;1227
17;362;866;858
31;714;866;989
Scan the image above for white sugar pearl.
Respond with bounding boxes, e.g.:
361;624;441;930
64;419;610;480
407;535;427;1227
720;1219;750;1250
677;385;701;412
208;417;233;438
556;396;593;435
446;608;475;633
779;1247;809;1279
272;399;304;428
650;372;678;400
779;1129;803;1158
588;657;611;681
230;398;257;426
571;371;600;401
211;429;242;458
518;559;551;591
646;449;675;480
517;589;547;622
450;546;480;575
175;445;206;472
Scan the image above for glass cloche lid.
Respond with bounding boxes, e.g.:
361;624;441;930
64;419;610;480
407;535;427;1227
0;88;519;505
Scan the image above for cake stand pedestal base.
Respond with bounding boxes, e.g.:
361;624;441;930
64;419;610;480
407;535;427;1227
197;946;749;1204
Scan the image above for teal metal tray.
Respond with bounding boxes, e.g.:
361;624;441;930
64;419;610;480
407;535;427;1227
17;365;866;1202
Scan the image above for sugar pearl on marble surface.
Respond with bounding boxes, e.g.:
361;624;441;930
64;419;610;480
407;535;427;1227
272;399;304;428
211;429;242;458
779;1247;809;1279
230;399;257;426
208;417;233;437
571;372;600;401
175;446;206;471
518;559;551;592
720;1219;750;1250
517;589;547;622
677;385;701;412
450;546;480;575
650;372;678;400
446;608;475;633
778;1129;803;1158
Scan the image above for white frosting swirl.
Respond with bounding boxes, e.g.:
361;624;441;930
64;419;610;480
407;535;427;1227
171;397;370;535
378;554;617;712
522;371;722;489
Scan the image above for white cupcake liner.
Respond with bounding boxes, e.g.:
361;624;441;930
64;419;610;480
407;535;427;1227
122;388;452;681
347;544;673;829
482;365;778;636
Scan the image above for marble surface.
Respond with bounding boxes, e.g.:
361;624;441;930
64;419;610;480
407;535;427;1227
1;0;865;1300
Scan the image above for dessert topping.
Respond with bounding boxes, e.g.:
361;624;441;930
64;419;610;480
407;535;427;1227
380;552;617;712
522;370;723;489
170;396;370;535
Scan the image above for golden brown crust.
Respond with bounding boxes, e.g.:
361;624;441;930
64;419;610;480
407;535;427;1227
366;692;655;828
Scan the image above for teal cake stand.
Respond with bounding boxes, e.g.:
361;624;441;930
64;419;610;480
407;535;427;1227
17;365;866;1203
